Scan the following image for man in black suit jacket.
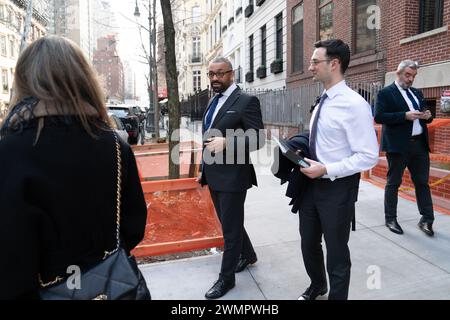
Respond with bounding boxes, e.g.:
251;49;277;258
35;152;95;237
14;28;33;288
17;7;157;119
199;57;265;299
375;60;435;236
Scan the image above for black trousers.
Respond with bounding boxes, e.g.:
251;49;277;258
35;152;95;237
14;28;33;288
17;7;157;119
299;174;360;300
210;190;256;282
385;135;434;223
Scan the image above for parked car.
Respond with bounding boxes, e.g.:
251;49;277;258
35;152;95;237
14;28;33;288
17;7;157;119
108;112;129;143
107;104;145;145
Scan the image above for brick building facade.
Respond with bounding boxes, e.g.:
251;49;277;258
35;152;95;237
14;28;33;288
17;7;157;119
93;35;124;103
286;0;388;88
286;0;450;202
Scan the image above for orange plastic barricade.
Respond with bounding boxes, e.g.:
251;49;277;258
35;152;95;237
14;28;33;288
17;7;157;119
132;178;224;257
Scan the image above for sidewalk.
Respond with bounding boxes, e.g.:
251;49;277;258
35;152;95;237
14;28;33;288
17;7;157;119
138;142;450;300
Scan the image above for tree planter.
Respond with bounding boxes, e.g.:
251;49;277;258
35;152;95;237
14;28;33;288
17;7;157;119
256;66;267;79
270;59;283;74
245;71;254;83
132;178;223;257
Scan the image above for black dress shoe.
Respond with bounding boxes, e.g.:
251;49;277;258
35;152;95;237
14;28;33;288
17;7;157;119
386;219;404;234
235;255;257;273
298;285;328;300
418;221;434;236
205;279;235;299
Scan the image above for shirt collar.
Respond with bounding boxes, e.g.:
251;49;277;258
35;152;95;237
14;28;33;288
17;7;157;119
395;80;411;92
220;83;237;98
323;80;346;100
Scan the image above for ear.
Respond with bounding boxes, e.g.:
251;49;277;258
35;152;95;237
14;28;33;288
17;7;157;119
331;59;340;72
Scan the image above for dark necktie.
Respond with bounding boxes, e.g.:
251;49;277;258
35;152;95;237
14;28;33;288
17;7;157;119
204;93;223;130
405;89;420;111
309;93;328;161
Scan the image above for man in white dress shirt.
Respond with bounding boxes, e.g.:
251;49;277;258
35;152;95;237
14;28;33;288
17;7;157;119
298;39;379;300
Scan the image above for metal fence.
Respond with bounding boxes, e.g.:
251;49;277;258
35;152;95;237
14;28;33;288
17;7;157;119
180;88;210;120
180;82;383;130
246;81;383;130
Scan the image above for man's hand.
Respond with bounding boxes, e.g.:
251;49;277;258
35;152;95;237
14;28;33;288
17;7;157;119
204;137;226;153
418;110;432;120
195;172;202;183
405;110;423;121
300;158;327;179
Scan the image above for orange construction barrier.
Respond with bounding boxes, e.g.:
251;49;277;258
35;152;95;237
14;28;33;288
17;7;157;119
132;178;223;257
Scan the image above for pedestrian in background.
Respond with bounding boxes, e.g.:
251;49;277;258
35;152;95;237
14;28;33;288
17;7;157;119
298;39;379;300
0;36;148;299
374;60;434;236
199;56;265;299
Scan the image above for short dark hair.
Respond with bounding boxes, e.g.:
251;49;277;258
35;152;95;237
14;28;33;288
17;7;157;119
314;39;350;74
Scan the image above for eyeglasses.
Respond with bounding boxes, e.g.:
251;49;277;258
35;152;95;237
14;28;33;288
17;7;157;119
207;70;233;79
309;59;331;66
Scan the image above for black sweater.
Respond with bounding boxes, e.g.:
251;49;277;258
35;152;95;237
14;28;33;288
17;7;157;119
0;117;147;299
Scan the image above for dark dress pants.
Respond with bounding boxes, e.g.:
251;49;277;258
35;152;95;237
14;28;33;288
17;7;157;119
210;190;256;283
385;136;434;223
299;174;359;300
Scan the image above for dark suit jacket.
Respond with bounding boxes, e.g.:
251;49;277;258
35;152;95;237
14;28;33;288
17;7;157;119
374;83;433;154
201;87;265;192
271;133;311;214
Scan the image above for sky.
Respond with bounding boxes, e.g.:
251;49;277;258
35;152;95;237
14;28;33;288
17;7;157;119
110;0;164;105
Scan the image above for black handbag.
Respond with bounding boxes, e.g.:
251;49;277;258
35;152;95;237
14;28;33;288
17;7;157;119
39;133;151;300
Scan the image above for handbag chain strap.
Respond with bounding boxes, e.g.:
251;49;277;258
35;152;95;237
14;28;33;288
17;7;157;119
103;132;122;258
39;132;122;288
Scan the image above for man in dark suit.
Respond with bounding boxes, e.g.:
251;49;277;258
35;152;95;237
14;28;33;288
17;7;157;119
375;60;434;236
199;57;265;299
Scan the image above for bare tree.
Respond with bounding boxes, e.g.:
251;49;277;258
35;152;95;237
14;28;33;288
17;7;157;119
160;0;181;179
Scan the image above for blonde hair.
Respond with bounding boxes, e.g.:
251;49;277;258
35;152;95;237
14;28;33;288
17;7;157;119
10;36;109;136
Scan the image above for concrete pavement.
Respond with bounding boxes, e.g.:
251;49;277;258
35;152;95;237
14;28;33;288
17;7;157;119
139;139;450;300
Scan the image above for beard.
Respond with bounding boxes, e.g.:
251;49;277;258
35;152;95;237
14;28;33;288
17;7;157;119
211;81;227;93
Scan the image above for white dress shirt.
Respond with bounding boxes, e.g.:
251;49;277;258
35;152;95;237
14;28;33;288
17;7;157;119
205;83;238;128
310;80;379;180
394;81;423;136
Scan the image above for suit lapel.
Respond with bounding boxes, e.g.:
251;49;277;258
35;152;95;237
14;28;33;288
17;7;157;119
211;88;241;129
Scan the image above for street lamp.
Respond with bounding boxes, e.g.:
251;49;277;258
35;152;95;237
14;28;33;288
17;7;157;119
134;0;140;18
134;0;156;135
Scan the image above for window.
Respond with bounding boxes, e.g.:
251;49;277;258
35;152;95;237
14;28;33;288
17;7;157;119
249;34;254;72
260;25;266;66
355;0;376;53
219;12;222;37
2;69;8;93
275;13;283;60
292;4;304;72
0;36;6;56
210;25;213;48
419;0;444;33
192;5;201;23
9;39;14;57
319;0;334;40
193;70;201;91
214;19;217;43
192;36;200;59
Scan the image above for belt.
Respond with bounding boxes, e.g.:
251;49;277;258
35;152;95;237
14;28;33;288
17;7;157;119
410;134;422;141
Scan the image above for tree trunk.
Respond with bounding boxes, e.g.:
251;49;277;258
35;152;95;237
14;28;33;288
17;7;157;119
160;0;180;179
152;0;160;138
